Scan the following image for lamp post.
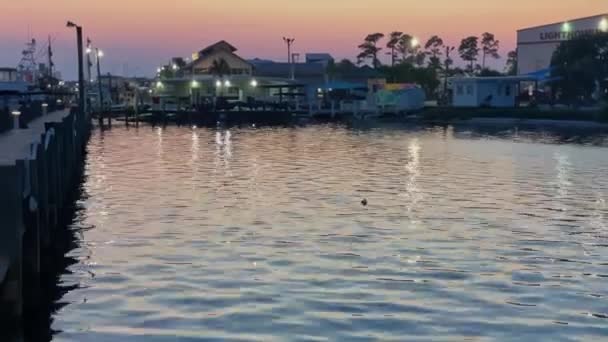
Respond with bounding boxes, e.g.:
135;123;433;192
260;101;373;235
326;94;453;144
11;110;21;130
443;46;455;102
95;48;105;124
66;21;86;117
283;37;295;80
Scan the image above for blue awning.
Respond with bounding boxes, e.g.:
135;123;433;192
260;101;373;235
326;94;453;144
525;67;555;81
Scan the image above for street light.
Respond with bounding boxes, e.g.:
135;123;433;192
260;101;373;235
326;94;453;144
411;37;420;48
283;37;295;80
66;21;86;116
95;47;105;114
11;110;21;130
600;18;608;32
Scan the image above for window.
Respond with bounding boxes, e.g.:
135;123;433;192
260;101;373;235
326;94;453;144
505;85;511;96
466;85;473;95
456;85;464;95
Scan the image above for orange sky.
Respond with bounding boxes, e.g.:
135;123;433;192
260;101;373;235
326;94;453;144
0;0;606;79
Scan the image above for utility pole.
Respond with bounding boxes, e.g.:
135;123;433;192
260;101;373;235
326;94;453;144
47;35;54;82
86;38;93;114
443;46;455;103
283;37;295;80
86;38;92;84
66;21;85;118
95;48;104;124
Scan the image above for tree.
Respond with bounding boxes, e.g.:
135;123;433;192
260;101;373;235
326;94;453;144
459;36;479;73
379;63;440;97
551;33;608;103
425;35;444;70
386;32;404;66
357;33;385;68
209;58;231;78
396;34;422;64
480;32;500;69
505;50;518;75
328;58;358;80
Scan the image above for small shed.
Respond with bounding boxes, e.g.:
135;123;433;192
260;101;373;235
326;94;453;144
450;76;532;108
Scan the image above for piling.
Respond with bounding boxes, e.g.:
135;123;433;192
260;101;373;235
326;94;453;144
0;106;91;331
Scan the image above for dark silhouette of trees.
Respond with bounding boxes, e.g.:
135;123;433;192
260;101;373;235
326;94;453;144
480;32;500;69
209;58;231;78
551;33;608;103
357;33;385;68
459;36;480;73
505;50;518;75
425;35;444;71
386;31;403;66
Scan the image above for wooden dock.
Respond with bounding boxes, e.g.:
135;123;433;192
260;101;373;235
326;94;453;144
0;107;90;329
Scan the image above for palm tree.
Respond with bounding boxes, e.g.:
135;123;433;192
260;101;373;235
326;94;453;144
425;35;444;71
209;58;231;78
480;32;500;69
386;31;403;66
357;33;385;68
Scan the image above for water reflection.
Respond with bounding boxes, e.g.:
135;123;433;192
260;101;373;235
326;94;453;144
49;123;608;341
403;138;422;219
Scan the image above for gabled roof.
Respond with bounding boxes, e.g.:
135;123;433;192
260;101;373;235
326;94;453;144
187;41;252;69
198;40;237;56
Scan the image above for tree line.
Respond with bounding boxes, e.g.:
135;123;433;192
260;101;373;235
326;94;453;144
356;31;514;74
352;32;517;97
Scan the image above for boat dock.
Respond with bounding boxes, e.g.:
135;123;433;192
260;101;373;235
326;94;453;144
0;106;90;328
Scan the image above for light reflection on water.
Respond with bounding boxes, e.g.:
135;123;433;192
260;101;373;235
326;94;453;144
52;124;608;341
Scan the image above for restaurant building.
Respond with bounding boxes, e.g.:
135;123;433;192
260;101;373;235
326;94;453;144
517;13;608;75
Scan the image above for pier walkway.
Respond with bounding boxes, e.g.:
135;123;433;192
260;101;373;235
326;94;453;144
0;107;90;328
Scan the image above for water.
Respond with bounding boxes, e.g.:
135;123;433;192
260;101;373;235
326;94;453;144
51;123;608;341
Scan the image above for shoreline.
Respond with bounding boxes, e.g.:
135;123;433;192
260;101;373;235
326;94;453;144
414;117;608;129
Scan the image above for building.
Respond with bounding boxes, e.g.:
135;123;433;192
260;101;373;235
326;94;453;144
305;53;334;66
190;41;253;76
450;76;532;107
517;13;608;75
154;41;388;111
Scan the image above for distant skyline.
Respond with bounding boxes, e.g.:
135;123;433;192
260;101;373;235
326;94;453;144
0;0;606;79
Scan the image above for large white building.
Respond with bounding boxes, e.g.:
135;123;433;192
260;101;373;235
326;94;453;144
517;13;608;75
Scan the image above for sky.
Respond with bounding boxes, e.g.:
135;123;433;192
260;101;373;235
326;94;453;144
0;0;606;80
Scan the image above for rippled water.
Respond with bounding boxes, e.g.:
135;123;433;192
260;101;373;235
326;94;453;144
52;123;608;341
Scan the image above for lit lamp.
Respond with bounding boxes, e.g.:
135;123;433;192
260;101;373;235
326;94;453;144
156;81;163;89
600;18;608;32
224;80;231;87
215;80;222;88
11;110;21;130
42;102;48;115
250;79;258;87
411;37;420;48
191;80;199;88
